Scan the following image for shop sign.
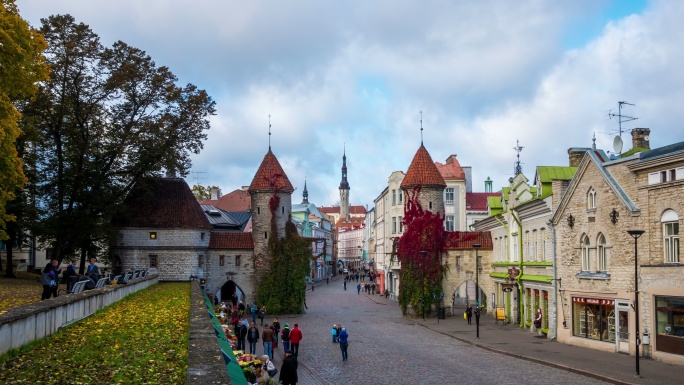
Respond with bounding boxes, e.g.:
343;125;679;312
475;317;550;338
572;297;614;306
502;283;515;292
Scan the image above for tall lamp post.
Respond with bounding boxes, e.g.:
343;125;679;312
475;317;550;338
627;230;645;377
473;243;482;338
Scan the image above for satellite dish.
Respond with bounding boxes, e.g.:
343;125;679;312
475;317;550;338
613;135;623;154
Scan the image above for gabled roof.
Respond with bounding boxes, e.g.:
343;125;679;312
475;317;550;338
335;216;365;231
114;178;211;229
201;189;251;212
446;231;493;250
248;150;294;193
401;145;446;189
466;192;500;211
487;195;504;215
534;166;577;198
621;147;649;158
435;156;466;180
209;232;254;249
200;205;251;231
318;205;367;215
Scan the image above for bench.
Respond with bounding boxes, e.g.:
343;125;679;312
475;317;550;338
95;278;107;288
58;280;87;296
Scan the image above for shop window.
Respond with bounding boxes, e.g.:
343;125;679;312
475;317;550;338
587;188;596;210
581;234;591;271
662;210;679;263
572;297;614;342
655;296;684;356
597;233;607;272
219;255;225;266
149;254;158;268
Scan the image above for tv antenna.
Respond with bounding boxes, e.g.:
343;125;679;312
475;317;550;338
608;101;637;154
191;171;207;186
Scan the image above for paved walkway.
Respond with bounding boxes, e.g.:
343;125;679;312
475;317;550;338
365;291;684;385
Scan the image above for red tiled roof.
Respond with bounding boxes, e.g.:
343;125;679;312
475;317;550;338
248;150;294;192
401;145;446;189
202;189;251;212
435;155;465;180
113;178;211;229
445;231;493;250
335;216;365;231
209;232;254;249
466;192;501;211
318;205;367;215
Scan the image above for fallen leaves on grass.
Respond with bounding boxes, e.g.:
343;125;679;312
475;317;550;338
0;282;190;384
0;278;43;314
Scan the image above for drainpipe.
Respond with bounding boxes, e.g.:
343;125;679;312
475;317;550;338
547;220;557;341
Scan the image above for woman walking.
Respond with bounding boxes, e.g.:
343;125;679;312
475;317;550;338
247;322;259;354
338;326;349;361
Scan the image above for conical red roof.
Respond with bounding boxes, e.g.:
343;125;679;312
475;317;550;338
248;150;295;192
401;145;446;189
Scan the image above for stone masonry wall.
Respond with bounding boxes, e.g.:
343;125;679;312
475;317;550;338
205;249;255;304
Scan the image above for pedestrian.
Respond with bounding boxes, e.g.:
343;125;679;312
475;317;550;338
235;317;246;351
326;276;330;285
262;322;274;360
336;324;342;339
343;281;347;290
475;305;481;325
258;305;266;326
238;300;245;317
63;259;78;291
385;288;389;298
272;317;281;345
371;283;376;295
247;322;259;354
231;292;238;307
250;302;257;324
289;323;303;357
356;283;361;295
466;303;473;325
534;308;542;329
261;354;278;379
281;323;291;353
312;284;315;292
85;258;100;283
339;326;349;361
41;261;59;300
279;350;298;385
332;324;338;343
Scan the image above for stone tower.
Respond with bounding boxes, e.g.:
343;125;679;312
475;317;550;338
401;144;446;215
248;149;294;299
339;149;350;218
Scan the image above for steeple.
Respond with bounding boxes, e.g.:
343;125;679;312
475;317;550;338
339;146;350;218
302;179;309;204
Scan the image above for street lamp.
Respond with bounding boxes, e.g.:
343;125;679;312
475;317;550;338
627;229;645;377
473;243;482;339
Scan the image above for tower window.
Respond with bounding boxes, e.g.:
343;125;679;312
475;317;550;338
235;255;241;266
257;207;260;214
219;255;225;266
264;232;268;239
282;206;285;214
429;202;433;210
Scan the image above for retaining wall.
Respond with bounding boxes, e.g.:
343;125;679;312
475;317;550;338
0;275;158;356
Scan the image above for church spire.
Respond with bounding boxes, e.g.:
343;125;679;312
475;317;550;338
339;146;350;218
302;179;309;204
339;145;350;190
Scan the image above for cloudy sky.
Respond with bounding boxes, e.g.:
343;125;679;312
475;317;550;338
17;0;683;208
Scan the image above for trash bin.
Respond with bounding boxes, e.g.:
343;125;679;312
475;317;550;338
438;307;446;319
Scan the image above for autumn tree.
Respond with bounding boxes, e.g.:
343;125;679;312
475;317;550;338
0;0;49;276
191;184;220;201
18;14;215;271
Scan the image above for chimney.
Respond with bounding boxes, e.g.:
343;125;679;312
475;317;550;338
446;154;457;164
210;187;221;200
631;128;650;150
567;148;587;167
463;166;472;193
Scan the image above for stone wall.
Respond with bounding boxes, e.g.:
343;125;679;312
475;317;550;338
0;274;158;356
206;249;255;304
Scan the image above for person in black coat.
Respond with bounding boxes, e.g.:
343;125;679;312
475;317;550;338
279;350;298;385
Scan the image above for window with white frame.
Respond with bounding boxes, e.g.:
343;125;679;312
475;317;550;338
540;228;546;261
662;210;679;263
533;230;538;261
525;231;530;261
512;234;519;261
399;189;403;204
587;188;596;210
505;235;509;261
392;190;396;205
581;234;590;271
392;217;397;234
445;216;454;231
597;233;607;272
445;188;454;204
398;216;403;233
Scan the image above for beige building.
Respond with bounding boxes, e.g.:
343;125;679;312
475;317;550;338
551;129;684;364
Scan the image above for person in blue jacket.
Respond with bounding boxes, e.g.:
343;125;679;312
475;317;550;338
338;326;349;361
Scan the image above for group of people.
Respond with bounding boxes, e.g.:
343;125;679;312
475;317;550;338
239;318;303;384
464;303;481;325
40;258;101;300
331;324;350;361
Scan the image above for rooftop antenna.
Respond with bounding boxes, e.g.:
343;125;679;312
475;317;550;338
190;171;207;186
268;114;272;151
420;110;424;145
608;101;637;154
513;139;524;175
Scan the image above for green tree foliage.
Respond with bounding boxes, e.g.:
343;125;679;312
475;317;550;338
257;194;310;314
397;187;447;316
18;14;215;269
191;184;220;201
0;0;49;276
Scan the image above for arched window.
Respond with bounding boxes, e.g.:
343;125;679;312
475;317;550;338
597;233;607;272
662;210;680;263
581;234;591;271
587;188;596;210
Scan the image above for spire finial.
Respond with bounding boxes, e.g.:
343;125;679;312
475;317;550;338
268;114;272;150
513;139;524;175
592;132;597;150
420;110;424;145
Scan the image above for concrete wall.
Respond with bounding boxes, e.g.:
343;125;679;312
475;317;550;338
0;275;158;356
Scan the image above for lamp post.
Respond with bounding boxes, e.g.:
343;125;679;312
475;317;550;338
627;230;645;377
473;243;482;338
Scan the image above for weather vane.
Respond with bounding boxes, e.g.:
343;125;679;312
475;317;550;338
268;114;272;150
513;139;524;175
420;110;424;145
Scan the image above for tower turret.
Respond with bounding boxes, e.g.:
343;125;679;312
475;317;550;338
339;148;350;218
401;144;446;215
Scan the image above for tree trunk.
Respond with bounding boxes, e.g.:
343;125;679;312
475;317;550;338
4;236;16;278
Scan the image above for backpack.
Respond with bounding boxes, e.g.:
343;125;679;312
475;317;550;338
281;328;290;341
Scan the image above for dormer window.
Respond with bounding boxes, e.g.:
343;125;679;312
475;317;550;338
587;188;596;210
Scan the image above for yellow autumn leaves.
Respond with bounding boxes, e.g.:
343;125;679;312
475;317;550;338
0;282;190;384
0;277;44;315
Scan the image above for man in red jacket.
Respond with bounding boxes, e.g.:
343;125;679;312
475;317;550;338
289;323;303;357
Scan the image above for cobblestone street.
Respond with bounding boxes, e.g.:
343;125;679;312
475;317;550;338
267;278;608;385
